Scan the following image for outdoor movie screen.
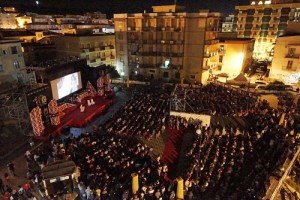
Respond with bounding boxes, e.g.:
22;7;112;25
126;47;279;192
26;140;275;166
50;71;83;100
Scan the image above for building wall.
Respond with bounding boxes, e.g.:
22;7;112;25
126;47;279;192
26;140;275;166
0;40;26;85
114;10;222;83
16;16;32;29
0;13;17;29
220;40;254;76
51;34;116;67
269;35;300;84
234;3;300;60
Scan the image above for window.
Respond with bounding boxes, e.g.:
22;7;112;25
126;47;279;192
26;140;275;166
175;72;180;79
219;45;224;52
149;69;155;73
163;72;169;78
287;60;293;69
10;47;18;54
17;73;23;83
288;48;295;56
219;55;223;63
117;33;123;40
0;65;3;72
14;61;20;69
190;75;195;79
120;44;124;51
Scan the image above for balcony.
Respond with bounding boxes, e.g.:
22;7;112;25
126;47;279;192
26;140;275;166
175;40;184;45
127;27;134;31
252;27;261;31
143;27;150;31
218;50;226;55
270;19;280;24
170;53;183;57
205;40;219;45
271;12;280;17
285;54;300;59
254;13;263;17
268;27;278;31
100;46;112;51
282;66;297;71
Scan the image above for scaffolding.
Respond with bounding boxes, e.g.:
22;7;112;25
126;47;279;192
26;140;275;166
0;71;37;136
170;84;195;113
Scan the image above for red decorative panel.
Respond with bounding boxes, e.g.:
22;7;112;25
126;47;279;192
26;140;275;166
30;106;45;136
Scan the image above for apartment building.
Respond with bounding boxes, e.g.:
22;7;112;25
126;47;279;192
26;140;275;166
0;39;26;87
0;13;17;29
234;0;300;60
114;4;222;83
222;15;235;32
51;34;116;67
269;34;300;84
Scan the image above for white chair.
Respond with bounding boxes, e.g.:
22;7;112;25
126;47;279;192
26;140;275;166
80;105;85;112
90;98;95;105
87;100;91;106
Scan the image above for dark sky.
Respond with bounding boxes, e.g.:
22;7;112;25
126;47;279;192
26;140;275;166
1;0;249;17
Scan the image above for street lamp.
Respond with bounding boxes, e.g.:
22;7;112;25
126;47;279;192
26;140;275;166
196;128;202;184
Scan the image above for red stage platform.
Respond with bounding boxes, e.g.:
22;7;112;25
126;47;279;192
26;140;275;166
42;96;112;138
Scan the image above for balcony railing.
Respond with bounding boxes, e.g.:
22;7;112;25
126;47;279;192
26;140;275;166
285;54;300;59
252;27;261;31
282;66;297;71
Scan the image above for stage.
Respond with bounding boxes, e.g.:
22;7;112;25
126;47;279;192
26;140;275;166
42;96;112;138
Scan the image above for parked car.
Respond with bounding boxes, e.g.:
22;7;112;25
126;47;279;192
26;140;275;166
255;85;267;90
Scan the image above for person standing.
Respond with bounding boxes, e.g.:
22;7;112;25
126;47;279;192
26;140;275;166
7;162;15;177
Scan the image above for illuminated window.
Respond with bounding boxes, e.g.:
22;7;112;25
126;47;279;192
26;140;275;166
258;1;263;5
251;1;255;5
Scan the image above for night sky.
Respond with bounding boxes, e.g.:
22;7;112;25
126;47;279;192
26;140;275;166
1;0;249;17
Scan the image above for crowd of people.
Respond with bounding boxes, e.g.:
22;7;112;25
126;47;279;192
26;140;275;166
180;83;258;116
103;85;171;140
1;83;299;200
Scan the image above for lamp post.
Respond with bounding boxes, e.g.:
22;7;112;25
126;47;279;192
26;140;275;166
196;128;202;184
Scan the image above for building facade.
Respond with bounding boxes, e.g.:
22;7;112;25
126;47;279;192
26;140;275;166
0;13;17;29
218;38;255;76
114;5;222;83
0;39;26;86
234;0;300;60
51;34;116;67
269;34;300;84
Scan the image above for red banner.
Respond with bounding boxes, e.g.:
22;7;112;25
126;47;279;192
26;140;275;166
48;99;60;126
30;106;45;136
